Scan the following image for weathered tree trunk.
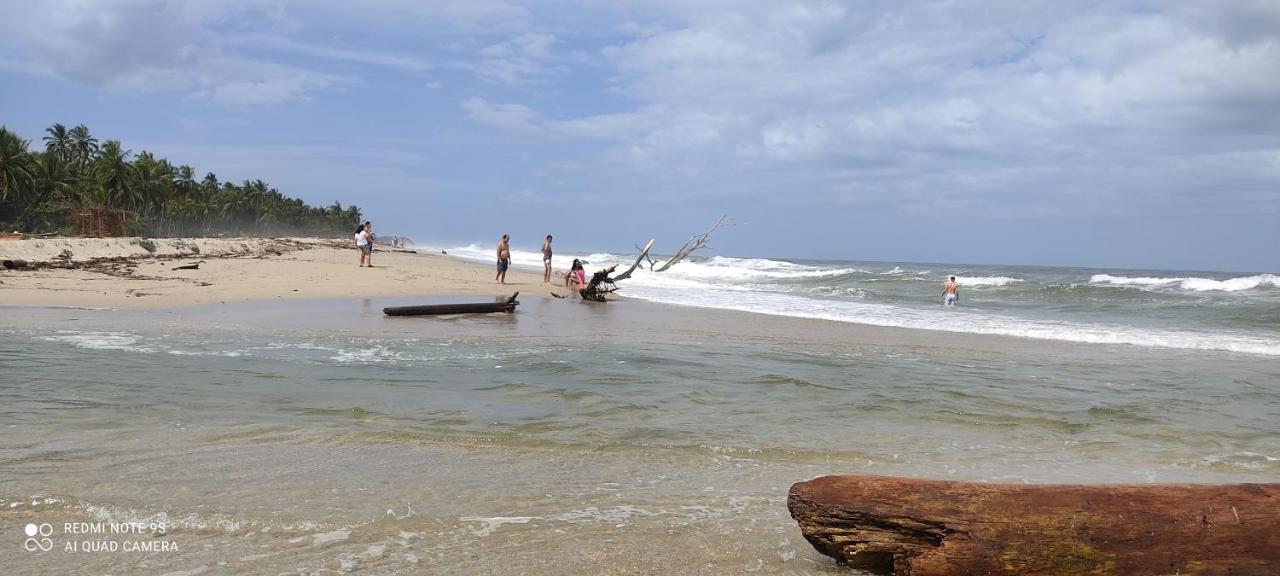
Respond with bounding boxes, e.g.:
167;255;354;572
788;475;1280;576
611;238;654;282
384;292;519;316
654;215;728;272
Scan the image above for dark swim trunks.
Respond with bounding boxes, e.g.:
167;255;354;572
497;258;509;273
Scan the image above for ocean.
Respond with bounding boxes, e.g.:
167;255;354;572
449;244;1280;356
2;249;1277;574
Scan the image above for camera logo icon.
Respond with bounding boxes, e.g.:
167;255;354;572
24;523;53;552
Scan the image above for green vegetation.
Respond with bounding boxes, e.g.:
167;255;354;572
0;123;361;237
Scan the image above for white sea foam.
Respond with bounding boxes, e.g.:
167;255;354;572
954;276;1023;287
40;331;158;353
166;350;245;357
38;331;257;357
460;516;535;536
1091;273;1279;292
551;505;660;524
331;345;410;364
81;501;331;535
310;529;350;546
460;506;663;536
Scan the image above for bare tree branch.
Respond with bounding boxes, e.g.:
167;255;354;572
635;241;658;270
654;215;729;272
612;238;655;282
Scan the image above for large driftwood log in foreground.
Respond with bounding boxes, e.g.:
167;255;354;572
789;475;1280;576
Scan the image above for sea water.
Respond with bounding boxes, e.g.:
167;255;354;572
450;244;1280;355
1;252;1277;574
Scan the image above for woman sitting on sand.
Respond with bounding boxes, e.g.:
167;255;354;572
566;259;587;295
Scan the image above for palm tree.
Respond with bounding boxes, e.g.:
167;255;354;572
5;124;359;236
174;165;196;197
131;151;174;218
93;140;135;209
0;127;35;202
22;151;73;229
68;124;99;169
67;126;97;168
43;123;72;162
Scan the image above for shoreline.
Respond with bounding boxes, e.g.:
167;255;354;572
0;236;1267;359
0;236;1094;357
0;236;548;309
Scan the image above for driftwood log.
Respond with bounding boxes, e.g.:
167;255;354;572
172;260;204;270
612;238;655;282
383;292;519;316
3;259;28;270
788;475;1280;575
654;214;728;272
580;265;619;302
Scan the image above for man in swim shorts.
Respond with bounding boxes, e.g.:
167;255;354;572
943;276;959;306
541;235;553;283
496;234;511;284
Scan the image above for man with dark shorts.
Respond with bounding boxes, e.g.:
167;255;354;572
496;234;511;284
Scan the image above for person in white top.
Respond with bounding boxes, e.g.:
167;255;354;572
355;224;371;267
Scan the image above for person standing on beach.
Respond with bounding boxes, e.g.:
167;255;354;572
364;222;375;267
943;276;960;306
541;235;553;283
355;224;371;267
496;234;511;284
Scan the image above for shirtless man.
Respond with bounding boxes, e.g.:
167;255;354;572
495;234;511;284
943;276;960;306
541;235;553;283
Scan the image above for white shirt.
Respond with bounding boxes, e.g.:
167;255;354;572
356;230;369;247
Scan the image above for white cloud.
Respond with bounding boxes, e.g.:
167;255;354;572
452;1;1280;223
0;0;386;104
461;97;540;131
228;34;432;74
473;33;562;84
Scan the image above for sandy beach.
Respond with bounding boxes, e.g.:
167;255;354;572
0;237;545;309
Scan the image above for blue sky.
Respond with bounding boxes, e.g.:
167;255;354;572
1;1;1277;272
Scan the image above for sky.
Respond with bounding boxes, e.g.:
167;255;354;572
0;0;1277;272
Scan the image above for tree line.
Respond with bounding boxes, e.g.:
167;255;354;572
0;123;361;237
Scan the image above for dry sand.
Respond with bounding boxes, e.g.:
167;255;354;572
0;237;546;309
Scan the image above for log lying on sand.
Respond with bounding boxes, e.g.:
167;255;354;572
383;292;519;316
3;259;29;270
788;475;1280;575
